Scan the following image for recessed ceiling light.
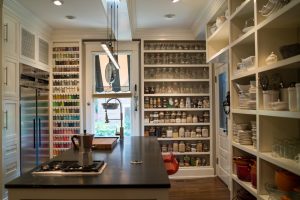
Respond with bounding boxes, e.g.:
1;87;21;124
172;0;180;3
164;14;175;19
65;15;76;20
53;0;63;6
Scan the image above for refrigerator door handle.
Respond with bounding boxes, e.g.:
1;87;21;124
39;118;41;148
33;119;36;148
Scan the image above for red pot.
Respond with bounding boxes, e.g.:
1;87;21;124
237;164;251;181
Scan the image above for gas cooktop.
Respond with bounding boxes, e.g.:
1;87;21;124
32;161;106;176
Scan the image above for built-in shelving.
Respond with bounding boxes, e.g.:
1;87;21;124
142;40;213;178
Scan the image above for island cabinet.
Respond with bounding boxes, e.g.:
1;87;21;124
5;137;170;200
207;0;300;199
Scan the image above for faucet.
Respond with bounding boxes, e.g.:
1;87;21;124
104;98;124;140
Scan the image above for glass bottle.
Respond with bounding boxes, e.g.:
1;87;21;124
171;111;176;123
179;141;185;153
181;112;187;123
176;111;182;123
187;114;193;123
159;111;165;123
179;127;185;138
165;112;170;123
173;142;179;152
172;128;179;138
166;127;173;138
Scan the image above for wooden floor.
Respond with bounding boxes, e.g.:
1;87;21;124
169;177;230;200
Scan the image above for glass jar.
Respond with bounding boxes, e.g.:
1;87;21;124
196;142;203;152
144;97;149;108
192;114;198;123
161;144;167;152
176;111;182;123
185;129;191;137
149;113;154;124
191;143;197;152
185;97;191;108
172;128;179;138
203;143;209;152
153;97;157;108
153;112;159;124
157;97;162;108
202;127;209;137
174;98;179;108
179;127;185;138
171;111;176;123
185;143;191;152
187;114;193;123
181;112;187;123
168;143;173;152
163;97;168;108
144;114;150;124
179;98;185;108
179;141;185;153
203;111;210;123
149;97;153;108
191;129;196;138
165;112;171;123
159;111;165;123
166;127;173;138
173;142;179;152
168;97;174;108
203;97;210;108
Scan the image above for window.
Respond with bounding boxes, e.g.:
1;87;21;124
93;53;132;137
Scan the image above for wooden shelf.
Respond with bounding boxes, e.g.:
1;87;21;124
232;141;257;156
230;0;253;20
144;64;208;68
232;174;257;197
144;108;210;112
258;110;300;119
144;123;210;126
144;79;209;82
144;50;206;53
157;137;211;141
144;93;209;97
230;29;255;48
231;69;256;80
161;152;210;156
207;46;229;63
257;54;300;73
207;20;230;42
259;152;300;176
232;109;257;115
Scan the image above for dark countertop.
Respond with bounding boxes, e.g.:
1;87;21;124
5;136;170;189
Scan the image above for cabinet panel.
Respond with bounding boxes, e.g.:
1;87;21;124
2;57;19;98
21;27;36;64
3;14;19;59
2;100;20;182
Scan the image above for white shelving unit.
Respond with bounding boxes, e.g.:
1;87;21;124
50;41;82;157
207;0;300;199
142;40;214;179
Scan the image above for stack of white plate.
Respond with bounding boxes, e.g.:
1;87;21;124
251;121;257;149
233;123;249;143
238;130;253;145
239;93;250;109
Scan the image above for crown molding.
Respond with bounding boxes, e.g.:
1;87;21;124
192;0;226;39
52;28;109;41
134;28;196;40
3;0;53;39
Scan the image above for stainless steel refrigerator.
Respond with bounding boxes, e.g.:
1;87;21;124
19;64;50;174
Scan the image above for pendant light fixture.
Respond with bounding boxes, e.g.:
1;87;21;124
102;0;120;85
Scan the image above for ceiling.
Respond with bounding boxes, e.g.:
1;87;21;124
16;0;210;33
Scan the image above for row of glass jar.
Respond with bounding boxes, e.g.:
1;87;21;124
144;42;205;51
177;155;209;167
144;53;206;65
144;82;209;94
145;111;210;124
145;126;209;138
161;141;209;153
144;67;209;79
52;86;79;93
144;96;210;109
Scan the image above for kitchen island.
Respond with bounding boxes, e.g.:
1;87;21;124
5;136;170;200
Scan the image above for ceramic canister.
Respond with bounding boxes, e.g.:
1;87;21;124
288;87;297;111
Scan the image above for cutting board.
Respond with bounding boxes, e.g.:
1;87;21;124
92;137;118;150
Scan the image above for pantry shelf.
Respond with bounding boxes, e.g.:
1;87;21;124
157;137;211;141
232;174;257;197
232;141;257;156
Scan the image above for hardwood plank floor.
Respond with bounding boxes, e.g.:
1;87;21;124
169;177;230;200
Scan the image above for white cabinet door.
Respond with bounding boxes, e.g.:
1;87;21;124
3;14;19;59
2;57;19;98
2;100;20;182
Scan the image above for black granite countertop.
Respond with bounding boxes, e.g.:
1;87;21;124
5;136;170;189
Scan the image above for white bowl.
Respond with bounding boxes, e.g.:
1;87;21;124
270;101;288;111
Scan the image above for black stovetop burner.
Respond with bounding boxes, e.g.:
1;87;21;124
36;161;105;173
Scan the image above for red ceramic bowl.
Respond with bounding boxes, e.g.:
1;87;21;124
237;164;251;182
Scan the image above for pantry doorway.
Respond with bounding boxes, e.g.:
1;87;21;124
214;63;230;187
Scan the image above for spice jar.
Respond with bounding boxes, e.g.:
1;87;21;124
181;112;187;123
202;126;209;137
178;127;185;138
165;112;170;123
179;98;185;108
191;143;197;152
191;129;196;138
176;111;182;123
171;111;176;123
166;127;173;138
187;114;193;123
185;129;191;138
179;141;185;153
144;97;150;108
203;111;209;123
172;128;179;138
173;142;179;152
157;97;162;108
153;112;159;124
196;142;203;152
159;111;165;123
192;114;198;123
163;97;168;108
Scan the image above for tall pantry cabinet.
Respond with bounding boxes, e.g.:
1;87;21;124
207;0;300;199
2;9;20;199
